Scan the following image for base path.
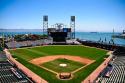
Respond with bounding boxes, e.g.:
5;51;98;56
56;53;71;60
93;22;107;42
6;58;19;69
30;55;94;65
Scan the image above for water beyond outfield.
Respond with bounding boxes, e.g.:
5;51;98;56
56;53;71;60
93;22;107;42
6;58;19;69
0;30;125;46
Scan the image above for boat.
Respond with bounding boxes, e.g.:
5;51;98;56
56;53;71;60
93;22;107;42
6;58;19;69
90;32;98;33
112;30;125;39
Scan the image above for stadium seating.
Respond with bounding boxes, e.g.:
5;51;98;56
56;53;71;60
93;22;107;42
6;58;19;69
96;55;125;83
5;39;53;48
0;52;7;59
0;52;34;83
66;39;81;44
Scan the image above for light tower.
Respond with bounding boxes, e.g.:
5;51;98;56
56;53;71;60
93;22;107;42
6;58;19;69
70;16;75;39
43;15;48;35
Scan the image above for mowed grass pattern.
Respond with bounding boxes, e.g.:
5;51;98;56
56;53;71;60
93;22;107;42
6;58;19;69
41;59;85;73
9;45;108;83
10;45;107;61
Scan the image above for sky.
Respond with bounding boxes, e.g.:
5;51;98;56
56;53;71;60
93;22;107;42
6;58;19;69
0;0;125;32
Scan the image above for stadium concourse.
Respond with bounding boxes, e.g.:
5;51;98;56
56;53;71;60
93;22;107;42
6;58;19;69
0;51;35;83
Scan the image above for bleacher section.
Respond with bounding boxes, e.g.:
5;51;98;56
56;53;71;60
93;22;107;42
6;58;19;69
95;52;125;83
0;61;13;69
0;52;7;60
0;52;34;83
6;39;53;49
66;39;81;45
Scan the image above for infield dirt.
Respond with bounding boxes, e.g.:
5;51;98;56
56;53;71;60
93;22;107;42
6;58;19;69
30;55;94;65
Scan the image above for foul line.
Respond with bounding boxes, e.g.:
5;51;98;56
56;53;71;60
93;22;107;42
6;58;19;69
72;60;95;74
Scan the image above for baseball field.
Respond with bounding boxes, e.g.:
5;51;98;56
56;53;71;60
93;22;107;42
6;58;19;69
9;45;108;83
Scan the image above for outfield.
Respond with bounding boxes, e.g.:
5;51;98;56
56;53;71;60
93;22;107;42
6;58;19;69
9;45;108;83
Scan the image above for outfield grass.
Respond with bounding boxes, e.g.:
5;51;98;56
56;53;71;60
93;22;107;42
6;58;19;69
41;58;85;73
10;45;107;61
9;45;108;83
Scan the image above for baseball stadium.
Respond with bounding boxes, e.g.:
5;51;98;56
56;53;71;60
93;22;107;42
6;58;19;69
0;15;125;83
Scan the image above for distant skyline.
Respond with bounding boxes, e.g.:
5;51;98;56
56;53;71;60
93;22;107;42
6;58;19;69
0;0;125;32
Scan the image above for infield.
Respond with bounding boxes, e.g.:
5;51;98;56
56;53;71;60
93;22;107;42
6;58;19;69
30;55;95;74
41;58;84;73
